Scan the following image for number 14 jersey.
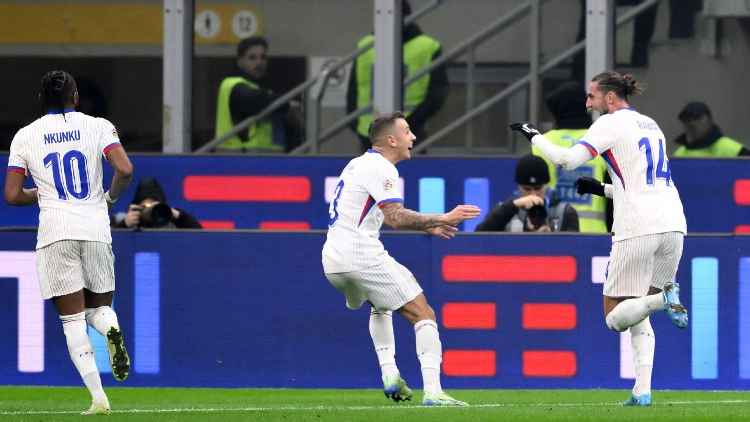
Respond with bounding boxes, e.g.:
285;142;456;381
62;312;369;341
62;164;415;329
578;108;687;241
7;111;121;249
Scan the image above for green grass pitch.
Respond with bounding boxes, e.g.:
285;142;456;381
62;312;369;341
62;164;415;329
0;387;748;421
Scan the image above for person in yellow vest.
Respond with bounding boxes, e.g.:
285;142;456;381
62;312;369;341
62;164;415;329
214;36;296;153
346;0;448;153
532;82;611;233
673;102;749;157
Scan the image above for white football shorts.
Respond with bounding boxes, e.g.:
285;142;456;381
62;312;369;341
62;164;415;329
36;240;115;300
325;256;423;311
604;231;684;298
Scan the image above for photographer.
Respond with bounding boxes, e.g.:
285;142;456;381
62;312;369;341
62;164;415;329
475;155;579;232
114;178;202;229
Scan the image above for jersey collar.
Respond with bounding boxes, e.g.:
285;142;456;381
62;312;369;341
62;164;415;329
46;108;75;115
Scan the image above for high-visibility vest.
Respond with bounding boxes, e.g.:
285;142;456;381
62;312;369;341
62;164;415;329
214;76;281;152
673;136;744;157
355;34;441;138
533;129;609;233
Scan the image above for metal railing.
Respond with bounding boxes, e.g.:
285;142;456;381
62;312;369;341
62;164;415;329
196;0;441;154
199;0;661;155
293;0;538;154
412;0;661;153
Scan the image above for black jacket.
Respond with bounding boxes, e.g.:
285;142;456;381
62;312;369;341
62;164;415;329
475;197;579;232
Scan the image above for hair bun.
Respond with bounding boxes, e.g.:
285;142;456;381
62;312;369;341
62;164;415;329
622;73;638;96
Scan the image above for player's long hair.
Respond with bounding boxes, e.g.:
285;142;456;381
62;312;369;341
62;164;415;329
591;71;644;100
39;70;77;113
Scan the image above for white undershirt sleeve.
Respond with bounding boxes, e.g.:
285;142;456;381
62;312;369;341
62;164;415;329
530;134;594;171
604;184;614;198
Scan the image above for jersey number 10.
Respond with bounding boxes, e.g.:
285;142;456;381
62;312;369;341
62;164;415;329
43;150;90;200
638;137;671;186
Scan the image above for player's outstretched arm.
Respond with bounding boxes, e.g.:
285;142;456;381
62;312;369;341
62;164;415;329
4;172;37;206
510;122;592;170
380;202;481;231
105;145;134;204
426;225;458;239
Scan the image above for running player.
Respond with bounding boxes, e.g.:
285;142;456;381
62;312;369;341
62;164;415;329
510;71;688;406
322;112;480;406
4;70;134;415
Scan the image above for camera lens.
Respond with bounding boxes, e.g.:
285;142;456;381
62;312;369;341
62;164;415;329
140;203;172;228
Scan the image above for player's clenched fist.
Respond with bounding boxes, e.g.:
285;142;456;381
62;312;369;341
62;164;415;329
441;204;482;226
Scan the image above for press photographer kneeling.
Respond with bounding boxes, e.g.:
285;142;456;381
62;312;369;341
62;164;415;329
114;178;202;229
475;154;579;232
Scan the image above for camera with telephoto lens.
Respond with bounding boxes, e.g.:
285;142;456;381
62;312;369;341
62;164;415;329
527;204;548;228
139;202;173;228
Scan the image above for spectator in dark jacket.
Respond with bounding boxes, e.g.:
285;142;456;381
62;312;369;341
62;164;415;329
475;155;579;232
114;178;202;229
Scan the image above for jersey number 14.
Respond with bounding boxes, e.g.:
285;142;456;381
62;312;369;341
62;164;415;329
638;137;671;186
43;150;90;200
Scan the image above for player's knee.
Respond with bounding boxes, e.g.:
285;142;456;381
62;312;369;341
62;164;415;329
605;311;627;332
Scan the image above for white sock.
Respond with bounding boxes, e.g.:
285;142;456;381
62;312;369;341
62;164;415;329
369;309;399;378
630;317;655;396
60;312;107;403
414;319;442;395
85;306;120;336
605;293;664;332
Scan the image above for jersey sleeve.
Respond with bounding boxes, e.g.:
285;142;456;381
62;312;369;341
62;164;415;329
364;162;403;206
7;131;28;176
578;114;617;156
98;118;122;157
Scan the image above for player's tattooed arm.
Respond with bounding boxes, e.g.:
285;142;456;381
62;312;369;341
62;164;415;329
380;202;482;231
380;202;443;231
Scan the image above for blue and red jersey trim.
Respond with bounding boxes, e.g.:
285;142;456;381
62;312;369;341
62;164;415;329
377;198;403;207
103;142;122;156
601;150;626;189
7;166;26;175
358;196;376;226
576;140;599;158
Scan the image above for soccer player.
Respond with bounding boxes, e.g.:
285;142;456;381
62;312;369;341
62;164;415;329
4;70;134;415
510;71;688;407
322;112;480;406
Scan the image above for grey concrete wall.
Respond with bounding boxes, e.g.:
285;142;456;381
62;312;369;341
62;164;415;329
1;1;749;153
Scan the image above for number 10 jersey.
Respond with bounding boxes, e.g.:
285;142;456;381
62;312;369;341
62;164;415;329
7;111;121;249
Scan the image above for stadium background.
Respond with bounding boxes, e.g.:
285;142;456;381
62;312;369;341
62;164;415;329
1;0;750;403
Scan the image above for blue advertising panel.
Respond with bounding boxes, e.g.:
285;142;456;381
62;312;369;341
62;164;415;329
2;154;749;232
0;230;749;390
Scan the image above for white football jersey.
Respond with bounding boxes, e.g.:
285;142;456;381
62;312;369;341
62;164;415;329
7;110;121;249
578;108;687;241
322;150;403;273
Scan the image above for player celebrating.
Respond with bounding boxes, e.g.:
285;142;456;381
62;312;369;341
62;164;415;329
322;112;480;406
4;70;134;415
510;71;688;407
